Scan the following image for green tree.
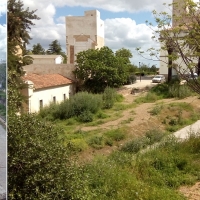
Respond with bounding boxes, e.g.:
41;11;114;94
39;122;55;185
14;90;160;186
47;40;67;63
8;0;40;112
8;114;74;199
115;48;133;64
47;39;62;54
32;43;45;54
74;46;130;93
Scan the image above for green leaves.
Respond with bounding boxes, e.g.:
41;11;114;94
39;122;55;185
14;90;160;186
75;46;130;93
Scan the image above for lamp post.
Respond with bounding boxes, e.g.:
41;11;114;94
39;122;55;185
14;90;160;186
139;62;141;82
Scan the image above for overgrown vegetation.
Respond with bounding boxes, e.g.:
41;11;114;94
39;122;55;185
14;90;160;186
65;132;200;200
135;82;194;103
39;88;120;122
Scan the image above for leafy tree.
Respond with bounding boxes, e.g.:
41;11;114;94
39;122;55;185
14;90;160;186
8;0;40;112
137;0;200;93
8;114;74;199
115;48;133;64
32;43;45;54
74;46;130;93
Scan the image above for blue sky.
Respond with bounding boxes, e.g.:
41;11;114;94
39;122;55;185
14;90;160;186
23;0;173;67
56;6;154;24
0;0;6;61
0;13;6;25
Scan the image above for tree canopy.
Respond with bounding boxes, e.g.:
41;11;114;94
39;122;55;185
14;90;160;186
46;40;67;63
32;43;45;54
74;46;130;93
47;39;62;55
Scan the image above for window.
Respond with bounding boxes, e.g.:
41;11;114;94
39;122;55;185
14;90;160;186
39;100;43;109
63;94;66;100
53;96;56;103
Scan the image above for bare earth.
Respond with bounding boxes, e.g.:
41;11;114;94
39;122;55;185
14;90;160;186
78;84;200;200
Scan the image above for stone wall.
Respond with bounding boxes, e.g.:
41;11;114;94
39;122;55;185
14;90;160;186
23;64;76;81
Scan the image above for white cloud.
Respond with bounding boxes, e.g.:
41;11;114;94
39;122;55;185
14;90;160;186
24;0;172;13
104;18;160;65
0;24;6;60
0;0;6;16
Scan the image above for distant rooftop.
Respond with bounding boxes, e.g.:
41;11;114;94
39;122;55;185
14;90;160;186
23;73;73;89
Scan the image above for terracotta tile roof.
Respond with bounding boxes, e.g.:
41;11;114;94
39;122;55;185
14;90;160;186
23;73;73;89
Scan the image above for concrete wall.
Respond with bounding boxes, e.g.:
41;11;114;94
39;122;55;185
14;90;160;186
23;64;76;81
66;10;104;64
32;57;63;64
26;84;73;113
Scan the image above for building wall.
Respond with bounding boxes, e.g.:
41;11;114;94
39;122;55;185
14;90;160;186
66;10;104;64
27;84;73;113
23;64;76;81
31;56;63;64
159;36;197;77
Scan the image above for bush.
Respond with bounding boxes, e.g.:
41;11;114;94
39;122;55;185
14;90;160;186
88;135;105;149
145;129;166;145
8;113;76;199
78;110;93;122
121;137;149;153
127;74;137;84
168;84;192;99
67;138;88;152
102;87;117;109
41;92;103;120
104;129;126;142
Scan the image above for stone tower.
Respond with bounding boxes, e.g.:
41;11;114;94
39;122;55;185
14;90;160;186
65;10;104;64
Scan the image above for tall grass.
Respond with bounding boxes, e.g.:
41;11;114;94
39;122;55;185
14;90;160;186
67;132;200;199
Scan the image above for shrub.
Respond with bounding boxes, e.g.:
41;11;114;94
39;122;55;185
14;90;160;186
102;87;117;109
8;113;76;199
149;104;163;115
145;129;166;145
104;129;126;142
88;135;104;149
67;138;88;152
78;110;93;122
121;137;149;153
168;84;192;99
51;92;102;120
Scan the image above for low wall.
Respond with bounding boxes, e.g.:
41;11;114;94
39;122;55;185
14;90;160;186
23;64;76;81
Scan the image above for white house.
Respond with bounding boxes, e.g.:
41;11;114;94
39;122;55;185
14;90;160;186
22;73;75;113
66;10;104;64
29;55;64;64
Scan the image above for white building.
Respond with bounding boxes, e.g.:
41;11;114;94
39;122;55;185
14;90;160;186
66;10;104;64
22;73;75;113
29;55;64;64
159;0;199;77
